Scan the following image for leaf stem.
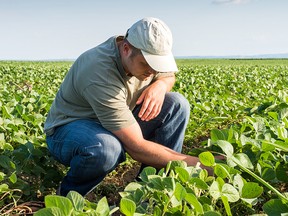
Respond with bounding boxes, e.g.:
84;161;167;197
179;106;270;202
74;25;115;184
232;157;288;202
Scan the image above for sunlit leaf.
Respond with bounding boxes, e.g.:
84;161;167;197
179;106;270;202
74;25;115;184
241;182;263;198
67;191;84;212
96;196;110;216
120;198;136;216
199;151;215;167
216;140;234;157
45;195;73;216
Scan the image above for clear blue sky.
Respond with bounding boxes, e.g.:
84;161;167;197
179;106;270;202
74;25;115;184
1;0;287;60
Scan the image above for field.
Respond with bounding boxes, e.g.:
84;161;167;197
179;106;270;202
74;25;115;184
0;59;288;215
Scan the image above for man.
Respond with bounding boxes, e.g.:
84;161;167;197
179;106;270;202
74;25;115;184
45;17;204;197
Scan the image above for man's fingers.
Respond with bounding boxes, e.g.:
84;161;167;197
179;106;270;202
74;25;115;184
140;103;161;121
140;103;154;121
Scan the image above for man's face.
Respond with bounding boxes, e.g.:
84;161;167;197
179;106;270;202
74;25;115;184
122;45;158;81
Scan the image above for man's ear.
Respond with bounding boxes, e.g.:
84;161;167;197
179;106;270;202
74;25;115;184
122;42;132;57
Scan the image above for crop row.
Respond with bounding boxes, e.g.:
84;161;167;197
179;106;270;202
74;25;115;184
0;60;288;215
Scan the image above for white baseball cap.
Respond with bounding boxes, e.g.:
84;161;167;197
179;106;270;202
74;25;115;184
125;17;178;73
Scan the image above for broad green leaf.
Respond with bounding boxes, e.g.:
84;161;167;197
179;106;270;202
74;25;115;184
263;199;288;215
185;193;204;214
96;197;110;216
45;195;73;216
120;198;136;216
148;175;163;190
261;167;276;181
0;172;5;181
67;191;84;212
139;167;156;182
34;207;64;216
216;140;234;157
174;182;186;201
233;153;254;170
262;140;275;151
0;155;16;170
240;134;261;149
199;151;215;167
162;176;175;192
199;169;208;181
209;181;221;200
276;163;288;182
167;160;187;172
268;111;278;121
175;166;190;182
189;177;208;190
241;182;263;198
221;183;240;202
124;182;142;192
0;183;9;192
214;164;230;179
211;129;227;142
132;188;144;204
233;174;245;192
9;172;17;184
199;196;212;206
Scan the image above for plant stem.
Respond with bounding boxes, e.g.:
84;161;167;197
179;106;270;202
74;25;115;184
232;156;288;202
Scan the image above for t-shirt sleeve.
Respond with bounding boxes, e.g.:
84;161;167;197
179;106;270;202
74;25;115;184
82;82;136;132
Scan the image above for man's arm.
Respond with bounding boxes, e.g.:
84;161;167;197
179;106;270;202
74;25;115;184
112;121;202;169
153;73;176;92
136;74;176;121
113;74;214;174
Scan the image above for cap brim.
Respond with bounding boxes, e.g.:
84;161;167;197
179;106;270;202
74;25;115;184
141;50;178;73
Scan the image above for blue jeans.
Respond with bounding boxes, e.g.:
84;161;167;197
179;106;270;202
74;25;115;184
46;92;190;196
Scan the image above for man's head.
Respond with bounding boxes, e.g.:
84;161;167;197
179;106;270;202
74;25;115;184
125;17;178;73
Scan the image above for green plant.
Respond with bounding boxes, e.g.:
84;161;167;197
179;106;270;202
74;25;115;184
34;191;118;215
1;60;288;214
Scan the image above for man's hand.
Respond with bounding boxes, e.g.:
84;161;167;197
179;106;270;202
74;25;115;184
136;80;167;121
136;75;175;121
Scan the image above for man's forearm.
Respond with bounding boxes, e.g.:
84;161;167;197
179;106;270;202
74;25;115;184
154;74;175;92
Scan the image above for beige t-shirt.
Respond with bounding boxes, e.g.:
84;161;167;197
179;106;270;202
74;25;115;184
44;36;174;135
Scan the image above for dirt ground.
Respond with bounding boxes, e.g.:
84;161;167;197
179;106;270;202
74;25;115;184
92;161;141;202
89;161;141;215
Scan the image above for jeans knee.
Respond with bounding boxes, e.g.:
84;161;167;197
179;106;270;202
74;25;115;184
79;139;125;174
166;92;190;118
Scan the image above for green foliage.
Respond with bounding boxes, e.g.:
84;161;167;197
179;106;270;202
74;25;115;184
1;60;288;215
34;191;118;215
0;62;70;214
174;61;288;143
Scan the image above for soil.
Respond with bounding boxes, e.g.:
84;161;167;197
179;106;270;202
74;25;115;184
91;161;141;205
89;161;141;215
